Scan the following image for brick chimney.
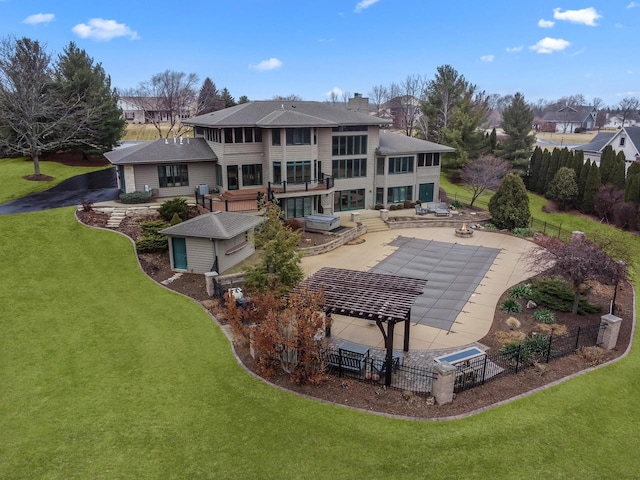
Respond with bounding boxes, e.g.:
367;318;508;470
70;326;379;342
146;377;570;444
348;93;369;112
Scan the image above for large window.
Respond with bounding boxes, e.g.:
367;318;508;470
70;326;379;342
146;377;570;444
334;189;365;211
158;164;189;188
206;128;221;142
272;129;281;146
215;164;223;188
417;152;440;167
223;127;261;143
284;197;312;218
332;135;368;156
332;125;368;132
332;158;367;178
388;156;414;174
242;164;263;186
286;161;311;184
377;157;385;175
286;128;311;145
273;162;281;184
387;186;413;204
376;188;384;205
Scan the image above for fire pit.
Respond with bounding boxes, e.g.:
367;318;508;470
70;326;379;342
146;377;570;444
455;223;474;238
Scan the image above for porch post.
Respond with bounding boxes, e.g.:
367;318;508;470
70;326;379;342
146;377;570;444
403;309;411;352
385;321;395;387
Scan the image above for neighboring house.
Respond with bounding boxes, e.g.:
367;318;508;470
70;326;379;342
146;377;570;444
181;99;453;217
540;106;597;133
603;112;640;129
573;126;640;172
104;137;218;198
384;96;423;131
160;211;263;274
118;96;196;124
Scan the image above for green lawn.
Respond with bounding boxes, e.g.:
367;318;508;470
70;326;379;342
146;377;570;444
1;208;639;479
0;157;111;204
123;123;193;141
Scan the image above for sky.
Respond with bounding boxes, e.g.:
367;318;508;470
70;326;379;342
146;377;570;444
1;0;638;107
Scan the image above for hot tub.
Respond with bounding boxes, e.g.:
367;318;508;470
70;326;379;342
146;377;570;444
305;214;340;232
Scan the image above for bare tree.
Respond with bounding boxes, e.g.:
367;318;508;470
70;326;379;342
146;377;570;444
388;74;425;136
272;94;303;102
617;97;640;127
529;233;621;315
0;37;86;176
340;90;351;108
136;70;199;138
368;84;388;115
595;184;624;224
460;155;511;206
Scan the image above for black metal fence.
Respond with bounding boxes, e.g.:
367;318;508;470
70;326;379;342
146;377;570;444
195;191;259;213
453;323;605;393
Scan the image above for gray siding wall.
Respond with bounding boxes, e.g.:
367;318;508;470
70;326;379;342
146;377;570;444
216;233;255;273
185;237;216;273
133;162;216;197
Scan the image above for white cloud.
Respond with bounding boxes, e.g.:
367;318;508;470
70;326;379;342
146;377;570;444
72;18;139;41
538;19;555;28
325;87;344;98
506;45;523;53
354;0;380;13
627;1;640;8
23;13;54;25
553;7;602;26
480;55;494;63
250;58;283;71
530;37;570;54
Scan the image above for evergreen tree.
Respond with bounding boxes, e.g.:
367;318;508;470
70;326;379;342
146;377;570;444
559;147;570;168
582;161;601;214
547;167;579;210
528;146;543;190
237;95;249;104
221;87;236;108
536;150;551;194
573;150;584;179
578;159;591;201
545;148;561;194
599;145;615;185
610;151;626;189
499;92;535;174
55;42;125;153
489;127;497;152
625;174;640;203
488;172;531;229
197;77;223;114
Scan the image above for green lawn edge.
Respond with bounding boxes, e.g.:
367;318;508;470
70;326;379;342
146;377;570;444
0;157;111;204
0;207;638;479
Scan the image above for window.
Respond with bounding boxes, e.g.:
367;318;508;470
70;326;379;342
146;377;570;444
377;157;385;175
376;188;384;205
418;152;440;167
332;135;368;156
242;164;263;186
286;128;311;145
388;156;414;174
125;112;134;120
620;137;626;147
284;197;312;218
286;161;311;183
205;128;221;142
158;164;189;188
224;128;233;143
387;186;413;204
244;127;253;143
234;127;244;143
332;158;367;178
272;129;281;146
215;164;223;188
334;189;365;211
273;162;282;184
332;125;368;132
255;129;262;142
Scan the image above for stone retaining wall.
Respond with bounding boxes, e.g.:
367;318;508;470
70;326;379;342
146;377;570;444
387;217;490;230
299;224;367;256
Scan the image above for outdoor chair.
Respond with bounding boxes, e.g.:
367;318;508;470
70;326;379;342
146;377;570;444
415;204;428;215
434;202;450;217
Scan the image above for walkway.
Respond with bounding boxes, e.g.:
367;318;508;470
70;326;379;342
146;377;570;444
301;214;535;352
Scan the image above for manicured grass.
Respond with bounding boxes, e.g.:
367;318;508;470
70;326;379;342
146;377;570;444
535;131;598;144
0;157;110;204
1;208;639;479
123;123;193;141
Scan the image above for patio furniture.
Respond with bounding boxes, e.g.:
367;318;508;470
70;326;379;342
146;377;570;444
434;202;450;217
371;351;404;375
327;341;370;375
415;204;428;215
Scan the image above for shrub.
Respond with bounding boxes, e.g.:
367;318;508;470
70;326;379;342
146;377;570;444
533;309;556;324
81;199;94;212
499;298;523;314
511;227;535;237
483;222;497;231
374;204;384;210
488;172;530;229
135;235;168;253
578;346;605;366
140;220;169;237
508;284;532;299
158;197;189;222
170;213;183;225
120;191;152;204
529;277;600;314
284;218;303;231
500;333;549;364
403;200;413;209
450;199;464;210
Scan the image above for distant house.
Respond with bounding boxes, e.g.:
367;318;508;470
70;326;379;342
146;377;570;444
603;112;640;129
540;106;597;133
384;96;423;131
160;211;263;274
118;96;196;124
573;126;640;172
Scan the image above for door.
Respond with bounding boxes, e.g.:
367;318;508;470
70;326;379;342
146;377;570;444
172;237;187;270
227;165;238;190
117;165;126;193
418;183;434;203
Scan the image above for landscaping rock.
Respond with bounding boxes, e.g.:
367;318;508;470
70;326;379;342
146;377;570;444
527;300;538;309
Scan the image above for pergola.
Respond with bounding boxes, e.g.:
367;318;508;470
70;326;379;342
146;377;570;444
297;267;427;386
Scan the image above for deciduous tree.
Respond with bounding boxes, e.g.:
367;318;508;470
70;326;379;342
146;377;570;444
617;97;640;127
460;154;510;206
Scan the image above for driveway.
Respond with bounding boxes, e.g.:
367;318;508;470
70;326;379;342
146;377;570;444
0;168;119;214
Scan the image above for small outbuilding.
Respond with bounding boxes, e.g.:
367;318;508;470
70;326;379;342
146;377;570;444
160;211;263;274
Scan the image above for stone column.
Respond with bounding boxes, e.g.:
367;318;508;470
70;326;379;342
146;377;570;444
432;361;457;405
598;313;622;350
204;271;219;297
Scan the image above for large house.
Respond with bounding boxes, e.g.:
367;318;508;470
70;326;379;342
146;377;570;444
574;126;640;172
118;96;196;124
540;105;597;133
106;98;454;218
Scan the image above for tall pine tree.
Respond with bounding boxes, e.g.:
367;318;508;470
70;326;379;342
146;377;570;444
578;159;591;201
582;161;601;214
197;77;223;114
599;145;615;185
610;151;626;189
499;92;535;174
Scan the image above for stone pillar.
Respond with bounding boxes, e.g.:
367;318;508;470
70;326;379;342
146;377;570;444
379;209;389;221
432;361;457;405
598;313;622;350
351;212;361;223
204;271;219;297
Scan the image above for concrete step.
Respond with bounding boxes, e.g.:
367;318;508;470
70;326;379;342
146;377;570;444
359;216;389;233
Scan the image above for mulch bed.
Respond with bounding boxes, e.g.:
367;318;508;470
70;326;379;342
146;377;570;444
76;209;635;419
